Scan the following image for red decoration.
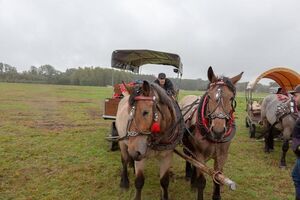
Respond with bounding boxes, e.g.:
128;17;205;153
151;122;161;134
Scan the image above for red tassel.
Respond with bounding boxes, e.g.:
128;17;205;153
151;122;161;134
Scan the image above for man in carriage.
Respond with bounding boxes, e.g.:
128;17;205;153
154;72;176;97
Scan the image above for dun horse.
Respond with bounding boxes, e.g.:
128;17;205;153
261;93;299;167
116;80;183;200
180;67;243;200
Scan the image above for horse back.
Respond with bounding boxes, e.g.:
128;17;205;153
179;95;199;127
261;94;292;126
115;95;130;138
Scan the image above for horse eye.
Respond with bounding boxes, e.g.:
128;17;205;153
142;111;149;116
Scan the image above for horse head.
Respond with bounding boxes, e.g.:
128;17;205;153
126;80;175;161
205;67;243;140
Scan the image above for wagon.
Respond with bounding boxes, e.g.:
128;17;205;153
245;67;300;138
103;49;183;150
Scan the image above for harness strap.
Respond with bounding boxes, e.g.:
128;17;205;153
195;84;237;143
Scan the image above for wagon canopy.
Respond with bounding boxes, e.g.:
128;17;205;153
111;49;183;75
247;67;300;91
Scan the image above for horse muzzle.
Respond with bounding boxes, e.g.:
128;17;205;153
128;150;144;161
210;126;227;140
127;136;148;161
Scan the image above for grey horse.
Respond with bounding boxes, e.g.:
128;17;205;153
261;94;299;167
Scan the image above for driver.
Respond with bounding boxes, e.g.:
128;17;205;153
291;84;300;200
154;73;176;97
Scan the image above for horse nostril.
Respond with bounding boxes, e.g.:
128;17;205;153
131;151;142;161
212;127;226;135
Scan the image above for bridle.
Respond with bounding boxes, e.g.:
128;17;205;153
207;81;236;120
121;85;184;151
197;79;237;142
126;95;159;138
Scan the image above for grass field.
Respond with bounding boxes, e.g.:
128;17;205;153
0;83;295;200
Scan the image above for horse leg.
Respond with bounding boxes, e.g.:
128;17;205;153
183;147;192;180
159;151;173;200
183;130;193;180
280;138;289;168
134;160;145;200
119;142;129;188
212;144;230;200
191;165;197;189
268;127;274;151
185;161;192;180
129;156;135;174
196;168;206;200
263;120;271;153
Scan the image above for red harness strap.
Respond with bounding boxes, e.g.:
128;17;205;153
276;94;289;102
198;94;235;142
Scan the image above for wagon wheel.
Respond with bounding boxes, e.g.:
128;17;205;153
109;122;119;151
249;124;256;138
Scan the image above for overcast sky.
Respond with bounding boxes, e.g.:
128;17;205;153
0;0;299;81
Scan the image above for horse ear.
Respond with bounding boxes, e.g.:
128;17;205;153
207;66;217;83
142;80;151;96
230;72;244;85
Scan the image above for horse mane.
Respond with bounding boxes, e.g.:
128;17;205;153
206;76;236;96
151;82;176;117
129;84;141;106
128;81;176;120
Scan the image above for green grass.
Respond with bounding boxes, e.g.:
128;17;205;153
0;83;295;200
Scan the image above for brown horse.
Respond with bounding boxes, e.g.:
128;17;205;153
179;67;243;200
116;80;183;200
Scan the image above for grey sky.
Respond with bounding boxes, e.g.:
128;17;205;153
0;0;299;81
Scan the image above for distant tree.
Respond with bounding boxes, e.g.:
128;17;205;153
29;66;38;75
0;63;3;74
0;63;274;92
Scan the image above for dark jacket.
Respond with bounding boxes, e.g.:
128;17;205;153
154;78;175;96
292;118;300;157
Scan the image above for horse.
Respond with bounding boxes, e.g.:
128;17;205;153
260;93;299;167
116;80;183;200
179;67;243;200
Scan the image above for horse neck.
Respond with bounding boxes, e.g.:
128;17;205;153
158;103;175;132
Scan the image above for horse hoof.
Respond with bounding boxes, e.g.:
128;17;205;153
190;186;197;192
279;165;287;169
120;180;129;189
264;148;271;153
212;196;221;200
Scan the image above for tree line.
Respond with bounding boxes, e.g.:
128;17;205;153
0;63;273;92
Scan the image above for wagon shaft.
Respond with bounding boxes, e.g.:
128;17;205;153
174;149;236;190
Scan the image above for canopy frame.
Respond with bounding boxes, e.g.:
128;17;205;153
246;67;300;91
111;49;183;76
